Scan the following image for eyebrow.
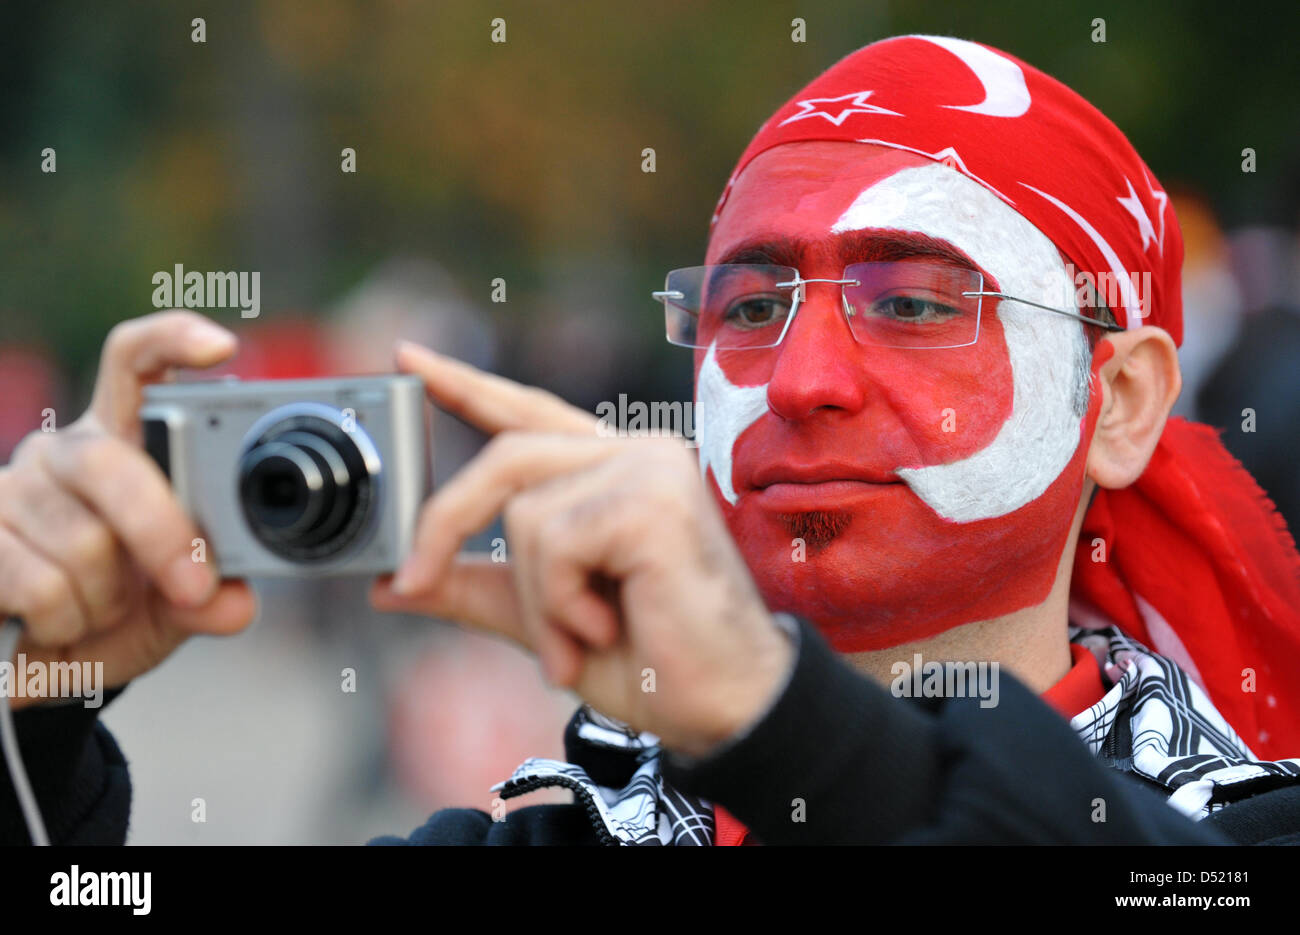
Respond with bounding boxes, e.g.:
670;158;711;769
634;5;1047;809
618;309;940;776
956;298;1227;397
715;230;982;273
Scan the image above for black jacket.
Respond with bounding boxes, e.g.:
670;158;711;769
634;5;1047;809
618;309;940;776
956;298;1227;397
4;618;1297;845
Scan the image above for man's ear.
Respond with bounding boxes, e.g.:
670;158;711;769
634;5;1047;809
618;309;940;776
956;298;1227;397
1086;325;1182;489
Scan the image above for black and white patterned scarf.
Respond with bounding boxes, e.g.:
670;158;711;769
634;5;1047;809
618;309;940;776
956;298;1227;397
492;626;1300;844
493;706;712;845
1070;626;1300;818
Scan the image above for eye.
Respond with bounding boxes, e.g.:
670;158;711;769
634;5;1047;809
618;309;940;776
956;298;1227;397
871;295;961;323
723;296;789;329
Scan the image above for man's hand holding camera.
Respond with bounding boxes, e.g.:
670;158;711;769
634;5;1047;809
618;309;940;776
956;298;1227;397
1;310;793;757
372;340;793;757
0;311;258;707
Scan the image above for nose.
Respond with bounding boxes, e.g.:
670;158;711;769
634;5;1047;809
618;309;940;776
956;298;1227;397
766;283;869;421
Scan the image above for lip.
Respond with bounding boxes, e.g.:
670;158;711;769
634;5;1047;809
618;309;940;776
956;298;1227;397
749;479;900;510
748;461;900;488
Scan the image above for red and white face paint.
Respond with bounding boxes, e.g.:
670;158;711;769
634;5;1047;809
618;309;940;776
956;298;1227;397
677;35;1300;764
697;141;1102;650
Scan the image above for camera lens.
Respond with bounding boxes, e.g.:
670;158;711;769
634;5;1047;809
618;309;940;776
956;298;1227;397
237;414;376;561
240;442;326;534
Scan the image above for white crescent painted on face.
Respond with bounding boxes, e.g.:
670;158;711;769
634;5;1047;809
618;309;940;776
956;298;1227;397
696;342;768;506
697;162;1090;523
912;35;1031;119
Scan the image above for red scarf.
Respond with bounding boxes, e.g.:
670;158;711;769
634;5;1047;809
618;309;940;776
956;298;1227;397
1073;419;1300;757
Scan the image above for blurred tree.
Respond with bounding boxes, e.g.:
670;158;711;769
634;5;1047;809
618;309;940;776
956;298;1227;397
1;0;1296;395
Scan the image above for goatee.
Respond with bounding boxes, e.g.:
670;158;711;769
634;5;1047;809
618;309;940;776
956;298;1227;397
778;510;852;552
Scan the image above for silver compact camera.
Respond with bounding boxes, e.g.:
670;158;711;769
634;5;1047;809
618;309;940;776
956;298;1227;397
139;375;429;577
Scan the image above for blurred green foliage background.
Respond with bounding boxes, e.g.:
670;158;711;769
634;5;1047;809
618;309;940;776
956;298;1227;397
1;0;1297;389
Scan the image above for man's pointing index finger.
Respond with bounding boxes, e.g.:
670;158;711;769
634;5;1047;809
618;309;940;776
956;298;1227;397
395;340;597;436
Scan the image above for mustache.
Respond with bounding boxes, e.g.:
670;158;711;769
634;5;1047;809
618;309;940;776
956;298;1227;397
778;510;853;552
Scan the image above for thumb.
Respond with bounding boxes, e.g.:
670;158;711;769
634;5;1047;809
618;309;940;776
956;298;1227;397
91;310;238;438
370;557;527;647
156;579;259;636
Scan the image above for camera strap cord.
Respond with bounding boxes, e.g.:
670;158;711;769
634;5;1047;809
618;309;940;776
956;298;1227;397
0;616;50;845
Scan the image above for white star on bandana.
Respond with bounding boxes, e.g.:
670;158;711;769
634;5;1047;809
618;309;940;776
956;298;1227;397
1117;176;1158;253
778;90;902;127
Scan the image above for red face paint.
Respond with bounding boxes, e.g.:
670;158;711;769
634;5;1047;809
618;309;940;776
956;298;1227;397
697;141;1104;650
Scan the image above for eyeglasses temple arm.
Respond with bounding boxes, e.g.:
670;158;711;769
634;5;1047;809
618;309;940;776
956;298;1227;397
963;291;1125;331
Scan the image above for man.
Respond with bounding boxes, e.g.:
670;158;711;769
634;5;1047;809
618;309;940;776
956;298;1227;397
3;35;1300;846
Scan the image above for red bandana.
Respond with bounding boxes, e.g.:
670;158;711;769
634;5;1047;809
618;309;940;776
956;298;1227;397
711;35;1300;759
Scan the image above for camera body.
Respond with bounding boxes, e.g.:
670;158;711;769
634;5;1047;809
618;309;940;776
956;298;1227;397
139;375;429;577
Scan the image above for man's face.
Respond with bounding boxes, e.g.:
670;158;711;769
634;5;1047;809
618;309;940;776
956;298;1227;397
696;141;1103;651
